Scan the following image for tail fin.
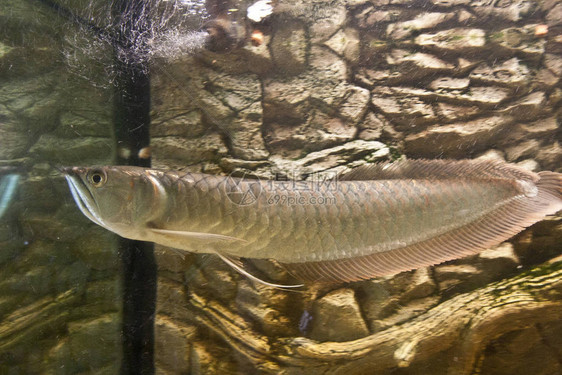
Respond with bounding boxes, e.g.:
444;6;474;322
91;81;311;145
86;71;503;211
536;171;562;209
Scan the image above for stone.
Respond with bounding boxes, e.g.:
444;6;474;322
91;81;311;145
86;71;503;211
499;117;559;146
278;139;389;173
404;116;511;158
388;85;509;107
262;79;311;121
457;9;474;22
400;268;437;302
218;157;271;173
430;0;470;5
308;46;348;84
190;341;237;375
356;8;403;29
54;112;111;138
151;133;228;169
324;28;360;62
264;111;356;156
28;135;113;165
371;87;437;128
83;279;120;313
189;257;240;305
473;0;535;22
415;28;485;51
66;314;120;371
500;92;546;120
309;288;369;342
429;77;470;90
435;103;480;121
546;3;562;26
309;2;347;43
387;12;455;40
479;325;561;375
270;20;308;75
490;25;546;58
435;243;520;297
338;85;370;124
357;112;386;141
504;140;541;162
544;53;562;76
535;68;559;88
0;127;30;159
151;110;206;138
155;316;196;373
69;227;119;271
263;47;347;123
236;281;296;337
434;263;482;296
469;58;530;89
478;243;520;276
355;68;404;88
228;104;269;161
386;50;455;77
359;270;438;332
514;216;562;265
534;141;562;171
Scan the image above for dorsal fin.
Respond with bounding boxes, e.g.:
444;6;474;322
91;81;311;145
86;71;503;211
339;159;538;183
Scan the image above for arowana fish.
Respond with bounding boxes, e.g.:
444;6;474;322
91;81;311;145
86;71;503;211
62;159;562;285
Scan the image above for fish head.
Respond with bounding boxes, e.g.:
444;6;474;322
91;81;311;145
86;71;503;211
62;166;165;238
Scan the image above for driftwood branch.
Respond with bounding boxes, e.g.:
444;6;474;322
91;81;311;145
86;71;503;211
183;261;562;374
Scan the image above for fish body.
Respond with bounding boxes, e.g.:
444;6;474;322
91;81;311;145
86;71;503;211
63;160;562;282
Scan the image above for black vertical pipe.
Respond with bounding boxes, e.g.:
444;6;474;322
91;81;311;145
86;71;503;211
111;1;156;374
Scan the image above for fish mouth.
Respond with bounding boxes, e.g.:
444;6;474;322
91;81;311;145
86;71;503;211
63;168;109;230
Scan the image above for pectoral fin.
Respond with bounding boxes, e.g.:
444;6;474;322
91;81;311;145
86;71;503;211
215;251;303;289
148;228;247;243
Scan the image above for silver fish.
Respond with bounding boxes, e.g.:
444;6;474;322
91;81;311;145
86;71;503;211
62;159;562;284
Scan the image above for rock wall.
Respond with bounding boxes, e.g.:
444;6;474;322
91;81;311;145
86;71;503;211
0;1;121;373
0;0;560;374
151;0;562;374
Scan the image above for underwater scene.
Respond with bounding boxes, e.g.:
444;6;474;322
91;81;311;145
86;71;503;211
1;0;562;374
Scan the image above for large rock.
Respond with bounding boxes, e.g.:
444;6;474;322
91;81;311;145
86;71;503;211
371;87;437;128
270;20;308;75
490;25;546;59
309;288;369;342
270;140;389;175
151;133;228;169
28;135;113;165
434;243;520;297
324;28;361;62
155;316;196;373
404;116;512;158
469;58;530;90
472;0;535;22
387;12;455;40
415;28;486;51
386;50;455;78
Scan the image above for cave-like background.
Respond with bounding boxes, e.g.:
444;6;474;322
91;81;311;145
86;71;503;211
0;0;561;374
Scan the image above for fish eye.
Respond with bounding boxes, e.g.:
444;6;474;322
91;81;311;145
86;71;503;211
88;169;107;187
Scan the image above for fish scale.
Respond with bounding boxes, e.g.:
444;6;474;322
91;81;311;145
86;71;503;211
62;159;562;283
